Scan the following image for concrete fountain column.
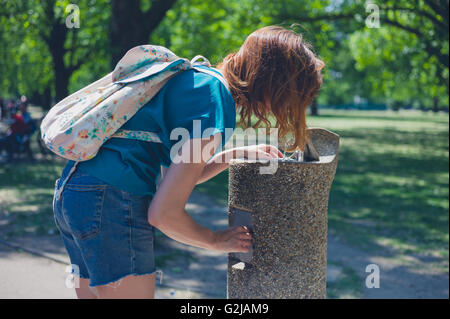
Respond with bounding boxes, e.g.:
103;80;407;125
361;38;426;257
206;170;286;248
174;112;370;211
227;128;340;299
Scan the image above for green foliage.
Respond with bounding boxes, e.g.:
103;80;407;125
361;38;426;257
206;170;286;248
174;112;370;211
197;110;450;258
349;21;448;108
151;0;275;64
64;0;111;93
0;0;51;97
0;0;448;109
0;0;109;102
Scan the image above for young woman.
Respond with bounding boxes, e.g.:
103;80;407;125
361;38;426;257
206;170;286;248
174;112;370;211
52;25;324;299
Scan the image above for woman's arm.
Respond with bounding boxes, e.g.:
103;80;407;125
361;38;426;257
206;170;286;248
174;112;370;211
196;144;283;184
148;133;252;252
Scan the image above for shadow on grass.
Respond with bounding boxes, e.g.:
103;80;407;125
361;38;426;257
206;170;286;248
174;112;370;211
1;112;448;262
196;124;449;259
328;127;448;257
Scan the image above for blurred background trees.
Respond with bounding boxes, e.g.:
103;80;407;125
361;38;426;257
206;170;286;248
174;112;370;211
0;0;448;112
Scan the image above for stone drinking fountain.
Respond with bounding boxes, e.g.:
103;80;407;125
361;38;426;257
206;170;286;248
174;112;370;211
227;127;340;299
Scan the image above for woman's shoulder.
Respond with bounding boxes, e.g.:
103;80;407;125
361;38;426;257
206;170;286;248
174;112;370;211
161;66;236;133
164;66;233;106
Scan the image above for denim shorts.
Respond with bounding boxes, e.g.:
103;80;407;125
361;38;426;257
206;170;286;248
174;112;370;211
53;163;156;287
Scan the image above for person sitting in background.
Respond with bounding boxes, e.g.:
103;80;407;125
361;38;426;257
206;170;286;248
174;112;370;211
0;97;5;120
0;107;29;162
6;99;16;118
19;100;36;135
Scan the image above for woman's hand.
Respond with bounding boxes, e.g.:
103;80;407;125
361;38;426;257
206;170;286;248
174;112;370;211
211;226;252;253
196;144;283;185
243;144;283;161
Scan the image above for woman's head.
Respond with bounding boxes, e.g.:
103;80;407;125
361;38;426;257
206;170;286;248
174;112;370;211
218;25;325;152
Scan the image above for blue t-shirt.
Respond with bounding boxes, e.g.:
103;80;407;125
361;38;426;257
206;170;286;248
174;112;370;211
71;66;236;196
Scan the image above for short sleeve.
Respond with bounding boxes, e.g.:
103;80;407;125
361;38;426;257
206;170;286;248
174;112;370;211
162;68;236;153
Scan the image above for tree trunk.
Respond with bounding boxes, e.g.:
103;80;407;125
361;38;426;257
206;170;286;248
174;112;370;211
48;26;70;103
30;86;52;110
310;100;319;116
110;0;177;67
54;67;70;103
433;97;440;113
42;2;71;104
38;1;100;107
43;86;52;110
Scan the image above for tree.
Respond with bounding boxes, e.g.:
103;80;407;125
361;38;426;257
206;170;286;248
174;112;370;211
276;0;449;111
0;1;53;101
0;0;110;106
1;0;448;112
0;0;177;107
110;0;177;67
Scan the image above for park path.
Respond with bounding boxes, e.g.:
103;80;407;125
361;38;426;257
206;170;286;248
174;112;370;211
0;191;448;299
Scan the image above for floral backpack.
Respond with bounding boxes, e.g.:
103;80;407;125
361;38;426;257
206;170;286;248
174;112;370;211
40;45;228;161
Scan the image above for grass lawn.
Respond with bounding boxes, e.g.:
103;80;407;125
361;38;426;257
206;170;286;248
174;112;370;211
1;109;449;262
196;109;450;260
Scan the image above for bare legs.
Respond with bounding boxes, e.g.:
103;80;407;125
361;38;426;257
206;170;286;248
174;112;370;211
75;274;156;299
75;278;98;299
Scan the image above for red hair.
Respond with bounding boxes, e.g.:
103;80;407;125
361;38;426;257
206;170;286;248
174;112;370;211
217;26;325;151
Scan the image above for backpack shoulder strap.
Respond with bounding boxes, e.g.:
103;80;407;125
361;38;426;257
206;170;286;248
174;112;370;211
192;66;230;92
193;66;230;91
190;55;230;91
110;57;230;145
